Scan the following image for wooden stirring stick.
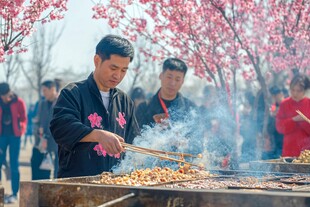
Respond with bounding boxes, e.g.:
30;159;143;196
122;143;202;158
296;110;310;124
124;147;202;168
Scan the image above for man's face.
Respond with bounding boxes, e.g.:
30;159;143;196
94;54;130;92
290;84;305;102
42;86;56;101
159;69;185;99
0;91;13;103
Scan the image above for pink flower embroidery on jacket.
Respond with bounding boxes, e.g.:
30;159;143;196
88;112;102;128
116;112;126;128
93;144;120;158
93;144;106;156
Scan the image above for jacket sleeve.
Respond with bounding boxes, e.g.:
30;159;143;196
18;98;27;135
125;103;141;144
299;121;310;135
50;87;93;151
135;101;148;129
276;103;297;135
38;101;45;129
298;107;310;135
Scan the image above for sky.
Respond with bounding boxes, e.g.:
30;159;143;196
0;0;206;99
51;1;108;76
0;1;136;90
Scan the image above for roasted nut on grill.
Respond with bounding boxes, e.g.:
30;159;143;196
94;167;213;186
293;150;310;163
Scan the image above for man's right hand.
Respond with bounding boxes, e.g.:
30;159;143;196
153;113;167;123
94;130;124;155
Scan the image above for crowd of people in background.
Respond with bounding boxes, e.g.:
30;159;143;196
0;34;310;204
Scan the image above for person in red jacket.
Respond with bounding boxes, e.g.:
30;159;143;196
0;82;27;204
276;74;310;157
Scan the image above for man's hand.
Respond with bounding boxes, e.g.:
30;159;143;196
153;113;167;123
94;130;124;155
292;115;304;122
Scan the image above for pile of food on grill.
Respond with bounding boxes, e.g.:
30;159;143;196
292;150;310;163
92;166;214;186
164;177;294;190
280;175;310;183
90;166;306;191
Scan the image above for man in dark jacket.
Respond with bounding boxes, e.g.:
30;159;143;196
31;80;60;180
136;58;196;128
50;35;140;178
0;82;27;204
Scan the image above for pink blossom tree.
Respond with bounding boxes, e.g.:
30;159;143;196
0;0;68;62
93;0;310;136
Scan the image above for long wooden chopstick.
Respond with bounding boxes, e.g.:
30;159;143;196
123;145;202;168
296;110;310;124
122;143;201;158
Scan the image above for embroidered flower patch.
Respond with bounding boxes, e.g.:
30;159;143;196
116;112;126;128
88;112;102;128
93;144;120;158
93;144;106;156
89;112;120;158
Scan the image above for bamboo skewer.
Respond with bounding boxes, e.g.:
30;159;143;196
296;110;310;124
122;143;202;168
122;143;202;158
124;147;202;168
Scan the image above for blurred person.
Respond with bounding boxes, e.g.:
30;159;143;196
0;82;27;204
31;80;60;180
276;74;310;157
200;85;237;169
239;91;257;163
130;87;146;108
136;58;196;128
264;86;285;159
23;103;36;149
50;35;140;178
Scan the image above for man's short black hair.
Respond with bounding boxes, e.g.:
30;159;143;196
290;74;310;91
42;80;56;89
162;58;188;75
96;35;134;62
130;87;145;101
269;86;282;95
42;79;62;92
0;82;10;96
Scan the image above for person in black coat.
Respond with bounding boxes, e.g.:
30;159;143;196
50;35;140;178
136;58;196;128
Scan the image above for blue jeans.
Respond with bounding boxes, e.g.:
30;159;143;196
0;135;21;196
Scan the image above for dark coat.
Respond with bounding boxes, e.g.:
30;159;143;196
50;73;140;178
135;89;196;128
38;99;58;152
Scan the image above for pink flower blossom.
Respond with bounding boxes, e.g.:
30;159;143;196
93;144;107;156
93;144;121;158
88;112;102;128
0;0;68;62
116;112;126;129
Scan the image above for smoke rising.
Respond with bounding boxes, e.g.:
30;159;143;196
112;105;238;174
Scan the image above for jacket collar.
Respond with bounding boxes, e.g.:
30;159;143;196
87;72;119;99
155;88;182;102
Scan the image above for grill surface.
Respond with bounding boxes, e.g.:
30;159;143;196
250;159;310;173
20;170;310;207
